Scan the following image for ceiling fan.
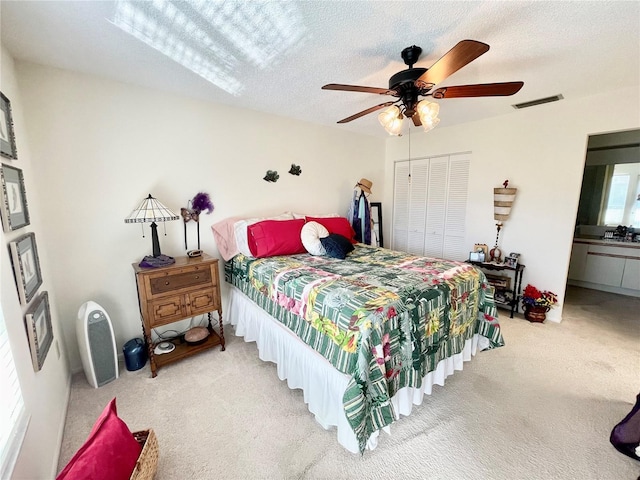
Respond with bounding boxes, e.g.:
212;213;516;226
322;40;523;134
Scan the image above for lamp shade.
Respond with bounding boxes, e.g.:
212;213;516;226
378;105;403;136
493;187;517;221
124;194;179;224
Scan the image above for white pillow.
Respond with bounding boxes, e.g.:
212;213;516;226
292;212;340;219
301;221;329;256
234;213;294;257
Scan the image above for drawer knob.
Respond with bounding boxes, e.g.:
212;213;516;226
165;281;170;286
195;275;199;279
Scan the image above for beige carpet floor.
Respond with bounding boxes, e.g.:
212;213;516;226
57;286;640;479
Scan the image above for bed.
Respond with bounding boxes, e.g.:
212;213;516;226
223;239;504;453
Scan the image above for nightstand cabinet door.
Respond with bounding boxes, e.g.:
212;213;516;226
186;288;219;316
149;295;185;326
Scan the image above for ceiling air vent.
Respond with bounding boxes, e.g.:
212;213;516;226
512;94;564;109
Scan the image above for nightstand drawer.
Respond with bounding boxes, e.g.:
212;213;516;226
149;268;212;295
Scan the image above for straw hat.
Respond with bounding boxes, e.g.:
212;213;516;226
356;178;372;193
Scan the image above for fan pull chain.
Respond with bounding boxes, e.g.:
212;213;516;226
408;127;412;184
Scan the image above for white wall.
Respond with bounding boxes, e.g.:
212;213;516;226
1;47;71;480
383;86;640;322
15;62;385;375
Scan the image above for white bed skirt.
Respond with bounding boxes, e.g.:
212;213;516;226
227;285;482;453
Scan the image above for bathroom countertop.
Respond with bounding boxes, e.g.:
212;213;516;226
574;236;640;249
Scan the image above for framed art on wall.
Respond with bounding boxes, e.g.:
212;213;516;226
25;291;53;371
0;92;18;160
9;232;43;305
1;164;29;231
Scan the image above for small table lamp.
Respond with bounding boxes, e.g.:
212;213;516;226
125;194;179;266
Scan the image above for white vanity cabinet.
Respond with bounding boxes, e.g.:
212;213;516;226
568;239;640;296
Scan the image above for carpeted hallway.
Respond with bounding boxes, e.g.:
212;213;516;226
57;285;640;479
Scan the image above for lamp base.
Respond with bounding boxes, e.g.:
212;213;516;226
139;254;175;268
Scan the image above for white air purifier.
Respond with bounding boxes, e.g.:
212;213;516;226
77;301;119;388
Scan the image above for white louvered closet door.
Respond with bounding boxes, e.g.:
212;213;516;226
392;161;410;252
407;159;429;255
443;154;471;261
424;157;448;258
392;153;470;261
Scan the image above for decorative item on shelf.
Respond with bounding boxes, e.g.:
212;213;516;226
505;252;520;268
470;243;488;262
125;194;179;267
288;164;302;176
181;191;214;255
521;284;558;323
491;180;517;263
263;170;279;182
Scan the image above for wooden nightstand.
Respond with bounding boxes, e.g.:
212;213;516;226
133;254;225;377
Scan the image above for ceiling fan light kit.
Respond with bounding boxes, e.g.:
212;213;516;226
323;40;524;136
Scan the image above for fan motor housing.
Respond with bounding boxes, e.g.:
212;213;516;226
389;67;427;90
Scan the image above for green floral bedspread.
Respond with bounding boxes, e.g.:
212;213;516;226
224;244;503;452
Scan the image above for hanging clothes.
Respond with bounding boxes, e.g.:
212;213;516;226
349;189;372;244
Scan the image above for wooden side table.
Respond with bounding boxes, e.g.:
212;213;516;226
133;254;225;377
469;261;525;318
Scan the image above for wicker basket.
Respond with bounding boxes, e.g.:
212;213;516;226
130;429;159;480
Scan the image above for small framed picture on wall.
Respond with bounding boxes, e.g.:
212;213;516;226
1;164;30;231
0;92;18;160
9;232;43;305
25;292;53;371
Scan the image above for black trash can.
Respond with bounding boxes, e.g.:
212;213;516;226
123;338;147;371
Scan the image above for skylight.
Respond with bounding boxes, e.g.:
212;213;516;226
111;0;306;96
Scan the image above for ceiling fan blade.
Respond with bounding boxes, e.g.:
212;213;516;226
337;101;395;123
416;40;490;88
322;83;394;95
411;113;422;127
430;81;524;99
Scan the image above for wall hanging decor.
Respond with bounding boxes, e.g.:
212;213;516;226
263;170;279;182
181;191;214;254
490;180;517;262
1;163;30;232
0;92;18;160
288;164;302;176
25;291;53;371
9;232;43;305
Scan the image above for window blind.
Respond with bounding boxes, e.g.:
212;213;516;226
0;305;29;479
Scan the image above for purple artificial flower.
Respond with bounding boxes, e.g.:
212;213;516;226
191;192;214;214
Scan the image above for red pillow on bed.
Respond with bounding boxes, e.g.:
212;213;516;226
305;216;356;244
248;218;306;258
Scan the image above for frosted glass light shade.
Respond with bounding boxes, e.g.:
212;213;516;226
378;106;403;136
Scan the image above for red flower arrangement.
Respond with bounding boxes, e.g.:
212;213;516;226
522;284;558;309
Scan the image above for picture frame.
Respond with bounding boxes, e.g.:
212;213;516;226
0;92;18;160
25;291;53;371
9;232;43;305
1;164;30;231
473;243;489;262
505;256;518;268
370;202;383;248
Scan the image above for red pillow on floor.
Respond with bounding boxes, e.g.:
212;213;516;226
56;398;141;480
247;218;306;258
305;216;356;244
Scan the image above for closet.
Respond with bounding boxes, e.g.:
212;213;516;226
392;153;470;261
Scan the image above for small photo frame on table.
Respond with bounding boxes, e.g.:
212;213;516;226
9;232;43;305
1;164;30;231
505;252;520;268
25;291;53;371
0;92;18;160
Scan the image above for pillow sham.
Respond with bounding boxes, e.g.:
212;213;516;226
234;212;294;257
305;216;356;244
320;233;355;260
247;218;306;258
211;217;242;261
56;398;141;480
300;221;329;256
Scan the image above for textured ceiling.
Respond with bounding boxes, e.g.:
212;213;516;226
1;1;639;138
